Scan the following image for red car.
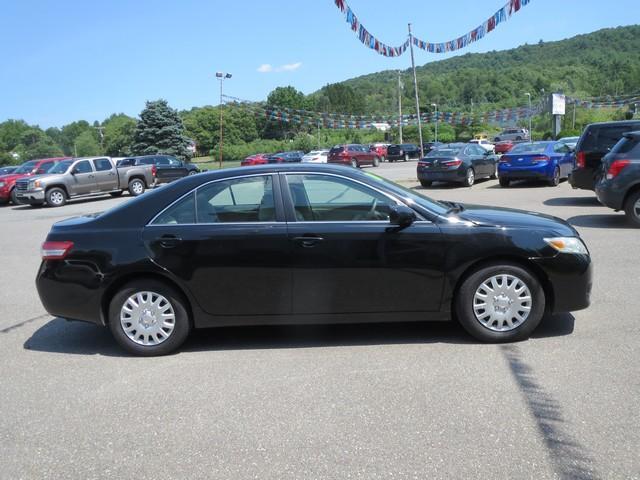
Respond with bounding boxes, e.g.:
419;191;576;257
328;144;381;168
494;141;515;154
241;153;270;166
369;143;390;162
0;157;69;205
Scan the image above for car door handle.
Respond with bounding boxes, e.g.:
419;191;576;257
293;236;324;248
159;235;182;248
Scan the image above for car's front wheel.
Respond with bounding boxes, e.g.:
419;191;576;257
372;156;380;167
46;187;67;207
624;190;640;227
455;263;545;342
351;159;359;168
188;170;197;176
109;279;192;356
10;188;20;205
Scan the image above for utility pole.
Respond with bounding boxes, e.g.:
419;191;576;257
397;70;403;143
572;102;576;130
431;103;438;143
525;92;532;142
408;23;424;157
216;71;232;169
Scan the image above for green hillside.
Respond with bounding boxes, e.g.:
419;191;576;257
312;25;640;115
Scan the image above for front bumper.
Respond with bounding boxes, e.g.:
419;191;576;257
16;188;45;204
533;252;593;313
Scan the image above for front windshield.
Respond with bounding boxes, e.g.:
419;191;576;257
14;161;38;174
48;160;73;174
362;171;449;215
427;146;463;157
509;142;550;154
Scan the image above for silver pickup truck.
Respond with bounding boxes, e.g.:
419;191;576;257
15;156;155;207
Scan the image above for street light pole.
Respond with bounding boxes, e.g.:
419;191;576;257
408;23;424;158
216;72;232;169
397;70;403;144
525;92;532;142
431;103;438;143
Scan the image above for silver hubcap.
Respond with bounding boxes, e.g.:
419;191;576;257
50;191;64;204
633;198;640;219
473;274;532;332
131;181;144;194
120;291;176;346
467;170;474;185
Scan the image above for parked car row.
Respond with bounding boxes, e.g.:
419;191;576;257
0;154;199;207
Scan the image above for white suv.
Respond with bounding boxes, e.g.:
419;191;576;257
494;128;530;142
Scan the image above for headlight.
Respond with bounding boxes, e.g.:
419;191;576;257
0;182;5;188
33;180;42;188
544;237;588;255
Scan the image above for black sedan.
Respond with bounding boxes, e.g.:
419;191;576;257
387;144;421;162
37;164;592;355
417;143;498;187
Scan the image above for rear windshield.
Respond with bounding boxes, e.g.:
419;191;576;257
48;160;73;174
427;146;463;157
611;136;640;155
508;143;549;154
580;124;640;153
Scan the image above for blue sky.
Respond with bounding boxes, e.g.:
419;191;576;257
0;0;637;128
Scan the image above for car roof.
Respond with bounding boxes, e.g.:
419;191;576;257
586;120;640;127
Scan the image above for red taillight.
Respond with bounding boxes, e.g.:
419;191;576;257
576;151;586;169
606;159;631;179
41;241;74;260
443;159;462;167
151;165;157;177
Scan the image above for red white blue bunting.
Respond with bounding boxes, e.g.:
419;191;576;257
334;0;532;57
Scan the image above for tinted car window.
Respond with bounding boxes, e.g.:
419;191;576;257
137;157;155;165
74;161;93;174
15;161;38;174
509;143;550;154
427;146;463;157
196;175;275;223
329;147;344;155
155;157;170;166
37;161;55;173
152;192;196;225
49;160;73;174
286;174;392;222
552;143;570;154
93;158;112;171
166;157;182;167
581;126;637;153
611;136;640;155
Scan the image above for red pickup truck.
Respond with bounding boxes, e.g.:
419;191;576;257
0;157;69;205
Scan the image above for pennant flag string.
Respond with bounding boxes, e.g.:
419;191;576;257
334;0;532;57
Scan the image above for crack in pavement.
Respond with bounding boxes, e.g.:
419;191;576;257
0;314;50;334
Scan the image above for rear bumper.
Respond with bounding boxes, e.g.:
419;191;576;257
417;166;466;183
533;253;593;313
569;167;596;190
595;179;625;210
498;163;552;180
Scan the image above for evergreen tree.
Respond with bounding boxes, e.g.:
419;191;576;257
132;100;190;159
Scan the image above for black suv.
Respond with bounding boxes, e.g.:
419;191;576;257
570;120;640;191
595;131;640;226
118;155;199;184
387;144;421;162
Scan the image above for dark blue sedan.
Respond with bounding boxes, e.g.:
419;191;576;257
498;141;573;187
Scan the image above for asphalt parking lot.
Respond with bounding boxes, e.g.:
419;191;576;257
1;163;638;479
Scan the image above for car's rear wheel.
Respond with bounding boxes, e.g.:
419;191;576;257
499;177;510;188
128;178;145;196
46;187;67;207
351;159;359;168
455;263;545;342
624;190;640;227
420;180;432;188
109;279;191;356
549;166;561;187
404;154;409;162
372;156;380;167
516;136;522;141
188;170;197;176
463;168;475;187
380;155;386;162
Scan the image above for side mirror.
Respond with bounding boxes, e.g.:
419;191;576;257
70;168;77;175
389;205;416;228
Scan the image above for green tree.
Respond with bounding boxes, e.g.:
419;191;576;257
59;121;92;155
74;130;101;156
266;86;309;110
102;114;136;156
132;100;190;159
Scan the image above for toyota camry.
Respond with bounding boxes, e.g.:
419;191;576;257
36;164;592;356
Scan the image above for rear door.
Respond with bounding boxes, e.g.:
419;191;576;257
579;124;639;174
143;173;292;319
69;160;97;194
466;145;487;175
283;172;444;315
92;158;117;191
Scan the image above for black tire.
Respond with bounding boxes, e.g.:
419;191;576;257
110;191;124;197
494;137;501;142
516;136;522;141
463;168;475;187
108;279;192;356
455;263;545;343
624;190;640;227
380;156;386;162
389;158;395;163
548;167;560;187
372;156;380;167
10;188;20;205
351;159;359;169
46;187;67;207
499;177;510;187
188;170;198;176
128;178;146;196
420;180;432;188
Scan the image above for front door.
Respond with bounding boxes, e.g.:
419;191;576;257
143;174;292;320
70;160;97;194
282;172;444;315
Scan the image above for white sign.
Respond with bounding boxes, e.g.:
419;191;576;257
551;93;566;115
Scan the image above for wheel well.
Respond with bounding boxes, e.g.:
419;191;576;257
622;184;640;208
101;273;194;326
451;255;555;316
128;175;146;187
46;184;69;198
